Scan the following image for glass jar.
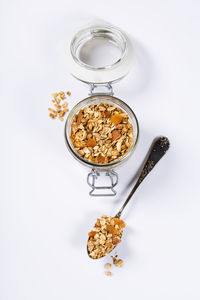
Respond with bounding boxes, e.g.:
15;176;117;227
63;21;139;196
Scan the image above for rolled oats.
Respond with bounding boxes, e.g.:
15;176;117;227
70;103;133;164
88;215;126;259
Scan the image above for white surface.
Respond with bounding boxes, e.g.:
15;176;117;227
64;22;136;83
1;1;200;300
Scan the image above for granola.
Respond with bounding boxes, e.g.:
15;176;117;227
111;255;124;267
105;271;112;276
105;263;112;270
48;90;70;121
87;215;126;259
70;103;133;164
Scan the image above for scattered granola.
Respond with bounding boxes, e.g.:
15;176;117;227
104;253;124;276
111;255;124;267
48;91;70;121
70;103;133;163
105;271;112;276
87;215;126;259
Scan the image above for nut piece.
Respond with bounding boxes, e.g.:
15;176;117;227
86;138;97;148
97;155;105;164
105;271;112;276
111;130;121;141
105;110;111;118
112;236;121;245
76;111;82;125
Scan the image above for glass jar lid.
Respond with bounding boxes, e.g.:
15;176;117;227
64;22;136;84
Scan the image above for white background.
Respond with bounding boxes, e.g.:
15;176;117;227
1;1;200;299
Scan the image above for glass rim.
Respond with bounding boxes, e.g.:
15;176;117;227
64;95;139;169
70;25;127;71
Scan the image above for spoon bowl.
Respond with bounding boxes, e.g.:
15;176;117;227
87;218;123;259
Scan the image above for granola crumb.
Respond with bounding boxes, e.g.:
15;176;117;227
105;271;112;276
66;91;71;96
105;263;112;270
52;93;58;98
49;113;55;118
111;255;124;267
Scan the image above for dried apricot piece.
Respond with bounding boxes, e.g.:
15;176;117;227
111;130;121;141
106;225;119;235
87;138;97;148
88;231;96;237
113;218;126;228
106;225;114;234
110;114;123;125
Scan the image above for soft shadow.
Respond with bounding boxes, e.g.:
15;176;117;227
68;211;100;247
118;38;155;99
100;226;135;268
112;136;162;213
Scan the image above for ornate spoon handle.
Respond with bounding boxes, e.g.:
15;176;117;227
115;137;170;218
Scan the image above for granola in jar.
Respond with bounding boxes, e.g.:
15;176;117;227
70;103;133;164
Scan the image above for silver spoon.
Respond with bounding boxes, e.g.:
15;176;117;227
87;137;170;259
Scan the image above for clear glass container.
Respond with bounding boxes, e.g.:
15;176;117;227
64;22;138;196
